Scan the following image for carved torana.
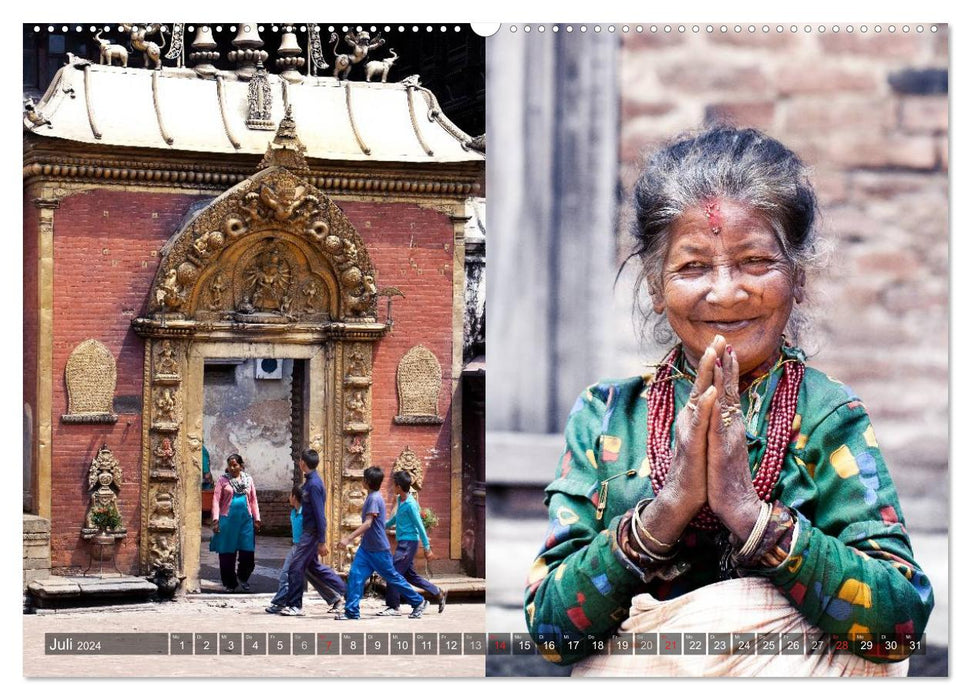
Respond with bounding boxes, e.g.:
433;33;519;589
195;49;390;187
144;111;378;323
63;339;118;423
394;345;444;424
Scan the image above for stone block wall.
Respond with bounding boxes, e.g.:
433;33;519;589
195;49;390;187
23;515;51;587
618;25;948;529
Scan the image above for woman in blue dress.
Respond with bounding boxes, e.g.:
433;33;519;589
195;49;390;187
209;453;262;592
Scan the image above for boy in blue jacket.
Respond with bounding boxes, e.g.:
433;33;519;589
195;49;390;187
378;471;446;616
336;466;428;620
277;449;346;616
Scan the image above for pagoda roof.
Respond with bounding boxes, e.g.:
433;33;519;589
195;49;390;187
25;61;482;165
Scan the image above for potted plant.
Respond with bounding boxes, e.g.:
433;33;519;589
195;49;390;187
420;506;438;532
90;505;122;542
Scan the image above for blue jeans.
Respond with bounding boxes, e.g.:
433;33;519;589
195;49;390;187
283;531;346;609
344;547;423;618
386;540;441;609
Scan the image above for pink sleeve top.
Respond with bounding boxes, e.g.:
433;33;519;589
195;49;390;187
211;474;261;522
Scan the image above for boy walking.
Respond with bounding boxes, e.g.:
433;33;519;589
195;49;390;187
378;471;446;616
336;466;428;620
278;449;346;616
266;485;342;613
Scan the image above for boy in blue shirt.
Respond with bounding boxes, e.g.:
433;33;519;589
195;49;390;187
265;486;306;613
378;471;446;616
336;466;428;620
277;449;346;616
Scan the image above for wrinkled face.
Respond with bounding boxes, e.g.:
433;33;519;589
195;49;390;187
652;199;803;377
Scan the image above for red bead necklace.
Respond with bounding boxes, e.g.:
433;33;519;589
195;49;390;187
646;346;805;531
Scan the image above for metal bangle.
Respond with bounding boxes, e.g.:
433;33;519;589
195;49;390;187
736;501;772;560
631;499;679;559
630;518;677;561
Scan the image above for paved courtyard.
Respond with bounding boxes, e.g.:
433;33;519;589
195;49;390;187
24;593;485;678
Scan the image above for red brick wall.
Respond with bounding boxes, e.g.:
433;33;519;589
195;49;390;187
341;201;456;555
50;189;209;570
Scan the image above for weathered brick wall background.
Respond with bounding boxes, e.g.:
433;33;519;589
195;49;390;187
617;26;949;529
51;189;208;570
343;201;456;556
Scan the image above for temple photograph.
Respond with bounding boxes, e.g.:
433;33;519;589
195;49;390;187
22;22;485;677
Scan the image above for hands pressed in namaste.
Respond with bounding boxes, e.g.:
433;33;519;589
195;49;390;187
642;335;762;548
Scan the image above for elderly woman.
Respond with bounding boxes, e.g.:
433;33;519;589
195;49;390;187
210;453;261;592
524;127;933;676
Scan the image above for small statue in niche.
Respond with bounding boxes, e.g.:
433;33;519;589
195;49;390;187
150;534;175;565
346;435;366;471
155;437;175;467
302;279;320;314
149;491;177;531
347;348;368;378
81;445;127;537
346;391;366;423
154;388;177;423
241;246;292;313
156;340;179;376
151;437;177;480
208;271;228;310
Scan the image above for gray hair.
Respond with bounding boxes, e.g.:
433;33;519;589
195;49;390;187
625;126;827;346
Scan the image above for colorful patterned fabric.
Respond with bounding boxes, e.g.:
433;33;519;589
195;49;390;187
524;345;933;666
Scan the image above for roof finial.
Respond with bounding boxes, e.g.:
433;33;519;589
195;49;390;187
258;105;309;175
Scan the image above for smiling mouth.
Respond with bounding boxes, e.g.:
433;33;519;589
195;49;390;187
702;319;754;332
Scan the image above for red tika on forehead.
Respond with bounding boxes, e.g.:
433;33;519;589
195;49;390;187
703;197;723;234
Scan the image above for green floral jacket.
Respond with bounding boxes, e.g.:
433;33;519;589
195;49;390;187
524;347;934;665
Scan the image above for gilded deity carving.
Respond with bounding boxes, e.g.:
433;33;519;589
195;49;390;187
149;490;177;532
302;279;321;313
207;271;228;310
155;340;179;376
156;268;183;310
347;347;368;378
154;388;177;423
240;245;292;314
345;390;366;424
151;437;177;481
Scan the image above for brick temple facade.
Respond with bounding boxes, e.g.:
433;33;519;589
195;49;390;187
23;26;484;592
